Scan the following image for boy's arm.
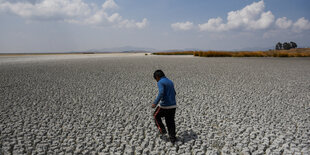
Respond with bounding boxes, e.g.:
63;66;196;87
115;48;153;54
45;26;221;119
153;82;164;105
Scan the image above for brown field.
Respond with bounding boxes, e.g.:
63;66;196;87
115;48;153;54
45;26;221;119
153;48;310;57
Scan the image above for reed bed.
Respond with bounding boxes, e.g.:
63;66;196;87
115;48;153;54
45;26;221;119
153;48;310;57
152;51;194;55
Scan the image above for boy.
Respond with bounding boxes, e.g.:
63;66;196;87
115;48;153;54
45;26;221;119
152;70;177;143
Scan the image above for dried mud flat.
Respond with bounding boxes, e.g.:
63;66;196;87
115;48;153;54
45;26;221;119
1;55;310;155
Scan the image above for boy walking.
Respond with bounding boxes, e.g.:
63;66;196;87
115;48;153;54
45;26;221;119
152;70;177;143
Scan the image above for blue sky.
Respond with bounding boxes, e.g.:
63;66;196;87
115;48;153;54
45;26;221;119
0;0;309;52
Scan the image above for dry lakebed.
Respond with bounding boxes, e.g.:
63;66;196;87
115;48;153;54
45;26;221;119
1;54;310;154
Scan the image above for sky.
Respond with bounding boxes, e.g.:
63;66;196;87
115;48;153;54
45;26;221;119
0;0;310;53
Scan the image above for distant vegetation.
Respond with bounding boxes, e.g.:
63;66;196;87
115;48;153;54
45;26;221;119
152;51;195;55
153;48;310;57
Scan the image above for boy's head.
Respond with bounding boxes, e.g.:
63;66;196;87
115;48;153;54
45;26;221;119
153;70;165;82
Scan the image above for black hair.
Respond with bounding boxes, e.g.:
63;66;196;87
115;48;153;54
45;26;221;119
153;70;165;79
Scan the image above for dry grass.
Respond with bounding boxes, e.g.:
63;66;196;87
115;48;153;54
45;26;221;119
153;48;310;57
194;51;233;57
152;51;194;55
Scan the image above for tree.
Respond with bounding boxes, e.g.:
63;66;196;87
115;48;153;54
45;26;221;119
275;42;282;50
283;42;291;50
290;41;297;48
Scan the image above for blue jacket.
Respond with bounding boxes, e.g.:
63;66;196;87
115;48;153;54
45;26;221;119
154;77;177;107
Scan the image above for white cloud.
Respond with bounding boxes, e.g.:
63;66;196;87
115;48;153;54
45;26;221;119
198;18;226;32
226;0;266;30
136;18;148;29
275;17;310;32
293;17;310;32
107;13;121;23
102;0;117;10
0;0;147;29
117;18;148;29
173;0;310;34
264;17;310;38
276;17;293;29
249;11;274;29
171;21;194;31
198;0;274;32
0;0;90;20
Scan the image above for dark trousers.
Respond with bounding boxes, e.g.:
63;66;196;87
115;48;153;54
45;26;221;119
153;107;176;138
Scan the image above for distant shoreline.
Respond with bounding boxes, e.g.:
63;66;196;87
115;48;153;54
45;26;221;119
0;52;149;57
2;48;310;57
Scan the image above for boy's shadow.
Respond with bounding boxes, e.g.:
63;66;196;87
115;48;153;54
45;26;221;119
179;129;198;143
160;129;198;143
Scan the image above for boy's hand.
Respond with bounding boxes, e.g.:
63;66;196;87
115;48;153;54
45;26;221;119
151;104;156;108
